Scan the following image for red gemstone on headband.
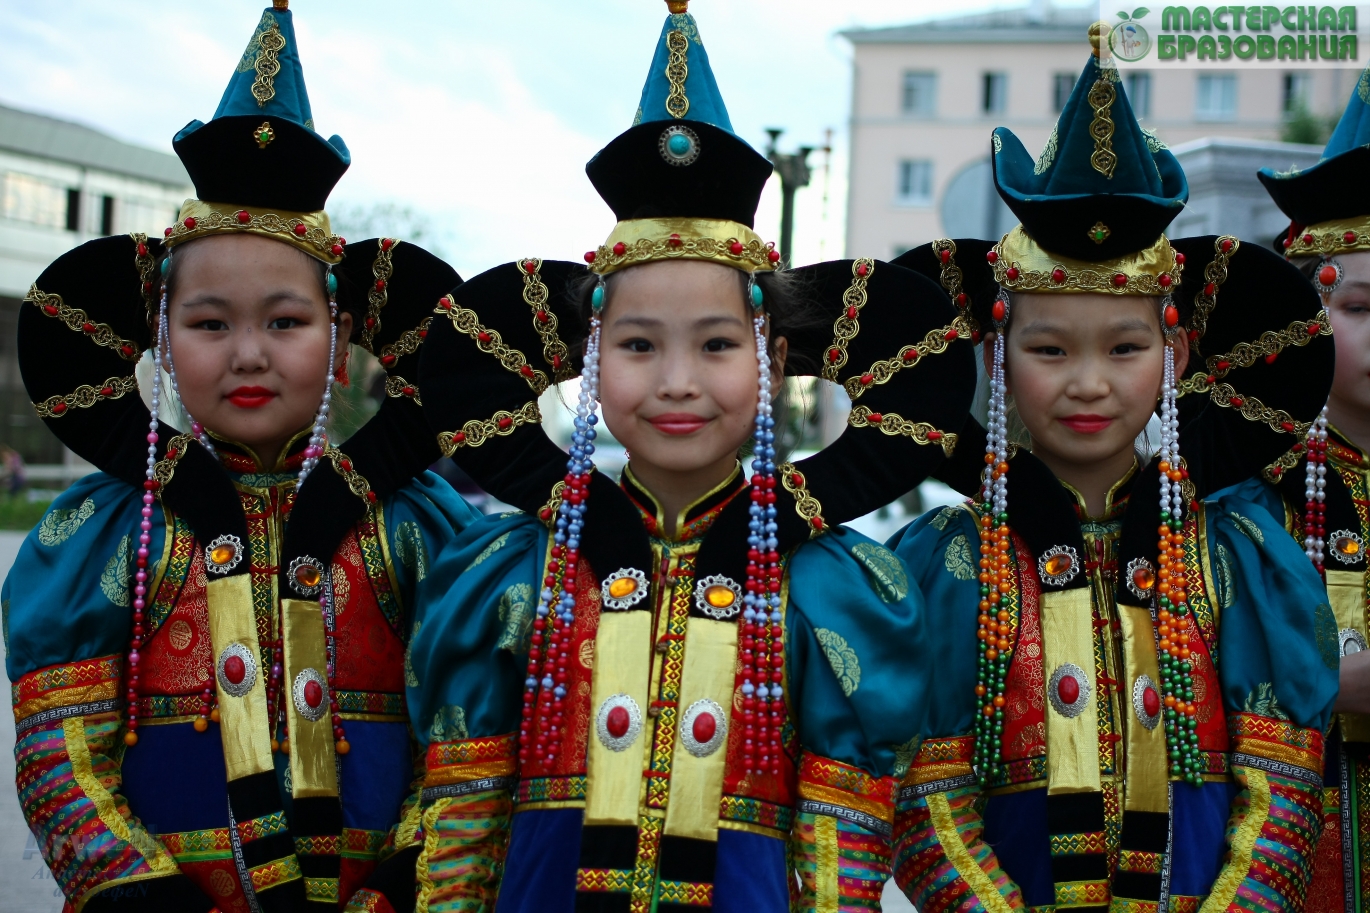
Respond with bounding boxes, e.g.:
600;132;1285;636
856;262;869;277
164;227;173;237
730;241;744;255
236;210;250;224
331;244;343;256
1346;231;1358;244
183;217;196;229
939;249;950;264
668;233;683;248
1174;252;1185;264
767;249;781;263
1158;273;1172;288
1005;267;1020;281
1302;234;1314;245
381;238;393;251
293;223;308;236
986;250;999;264
523;260;537;273
1051;268;1065;284
613;242;627;255
584;251;596;263
1112;273;1128;287
1220;238;1234;252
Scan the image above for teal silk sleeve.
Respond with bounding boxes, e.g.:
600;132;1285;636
1209;478;1338;731
383;470;484;612
785;526;929;780
405;511;546;746
3;471;162;680
886;504;982;741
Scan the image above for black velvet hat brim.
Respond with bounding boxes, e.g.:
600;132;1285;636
1258;145;1370;229
173;115;349;213
586;121;773;228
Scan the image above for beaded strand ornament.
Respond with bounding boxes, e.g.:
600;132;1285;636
1303;406;1330;574
126;253;343;748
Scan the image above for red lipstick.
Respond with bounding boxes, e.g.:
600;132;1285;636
648;413;709;435
1059;414;1113;434
226;386;277;409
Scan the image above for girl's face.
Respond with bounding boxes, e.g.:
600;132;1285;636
1324;251;1370;417
993;292;1187;470
166;234;352;466
597;260;785;483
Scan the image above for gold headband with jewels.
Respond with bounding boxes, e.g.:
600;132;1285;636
988;225;1181;295
164;200;344;264
585;217;780;276
1285;216;1370;259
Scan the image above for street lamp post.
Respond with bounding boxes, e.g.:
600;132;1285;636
765;128;814;267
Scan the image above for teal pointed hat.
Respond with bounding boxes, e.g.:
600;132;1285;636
991;23;1187;263
631;3;734;133
585;1;774;269
171;1;350;222
1260;65;1370;252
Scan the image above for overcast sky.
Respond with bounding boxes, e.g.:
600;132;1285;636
1;1;1047;277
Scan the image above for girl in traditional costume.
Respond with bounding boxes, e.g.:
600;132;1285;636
381;4;977;911
5;5;477;911
1259;63;1370;913
886;25;1338;913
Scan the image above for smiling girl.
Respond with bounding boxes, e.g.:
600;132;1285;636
376;5;975;912
885;27;1337;913
4;6;477;912
1260;69;1370;912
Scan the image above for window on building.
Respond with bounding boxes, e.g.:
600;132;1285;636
1283;73;1311;115
117;198;178;235
100;195;115;236
66;188;80;231
1195;74;1237;121
1052;73;1076;113
902;71;937;117
982;72;1008;114
896;159;933;206
1125;72;1152;118
0;172;72;230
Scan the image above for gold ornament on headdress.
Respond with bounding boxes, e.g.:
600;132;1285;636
587;217;779;277
990;225;1180;295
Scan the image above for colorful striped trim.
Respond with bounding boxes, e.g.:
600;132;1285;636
1169;896;1202;913
425;733;518;787
1117;848;1164;874
305;876;339;903
515;774;586;807
422;776;516;803
987;753;1048;789
15;698;119;734
1053;879;1109;907
908;735;975;786
135;694;204;720
719;794;794;835
798;752;897;833
294;835;340;856
344;887;393;913
12;655;121;722
793;811;891;912
658;880;714;906
414;793;510;912
334;689;404;716
1048;831;1107;856
1229;712;1324;777
248;855;303;892
576;868;634;893
892;780;1020;913
159;827;233;863
238;811;288;845
342;827;387;860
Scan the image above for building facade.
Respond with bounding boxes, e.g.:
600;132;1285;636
0;103;191;465
842;2;1353;260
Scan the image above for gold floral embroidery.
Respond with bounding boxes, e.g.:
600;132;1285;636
1227;511;1265;545
815;628;861;697
465;532;510;572
1034;125;1059;175
944;535;977;581
38;498;95;546
100;535;132;607
496;583;535;654
851;541;909;602
428;705;469;743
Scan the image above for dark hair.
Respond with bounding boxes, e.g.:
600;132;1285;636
1288;255;1323;285
160;238;365;341
570;263;824;375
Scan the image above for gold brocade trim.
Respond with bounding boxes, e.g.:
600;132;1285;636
1048;831;1108;855
1055;879;1110;907
131;232;157;326
537;481;566;527
518;258;573;382
1286;215;1370;258
360;238;398;353
151;432;197;497
820;258;874;382
847;406;957;456
1199;767;1270;913
423;759;517;788
630;815;665;913
1087;75;1117;179
25;285;142;361
1039;588;1102;794
664;29;690;119
1263;443;1307;484
932;238;974;320
378;316;431;367
1188;237;1238;351
323;447;375;504
990;226;1180;295
166;200;342;263
305;877;340;902
239;811;289;843
249;854;303;891
250;19;286;106
34;375;139;418
577;868;634;892
436;295;548;394
926;791;1019;913
659;881;713;905
1179;309;1330;397
63;716;179;877
843;315;973;400
282;598;338;798
1118;848;1164;874
798;781;894;828
779;461;825;537
206;575;275;782
590;217;778;276
1206;384;1311;438
294;835;339;856
814;813;840;913
908;761;973;785
436;401;541;456
383;375;421;405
